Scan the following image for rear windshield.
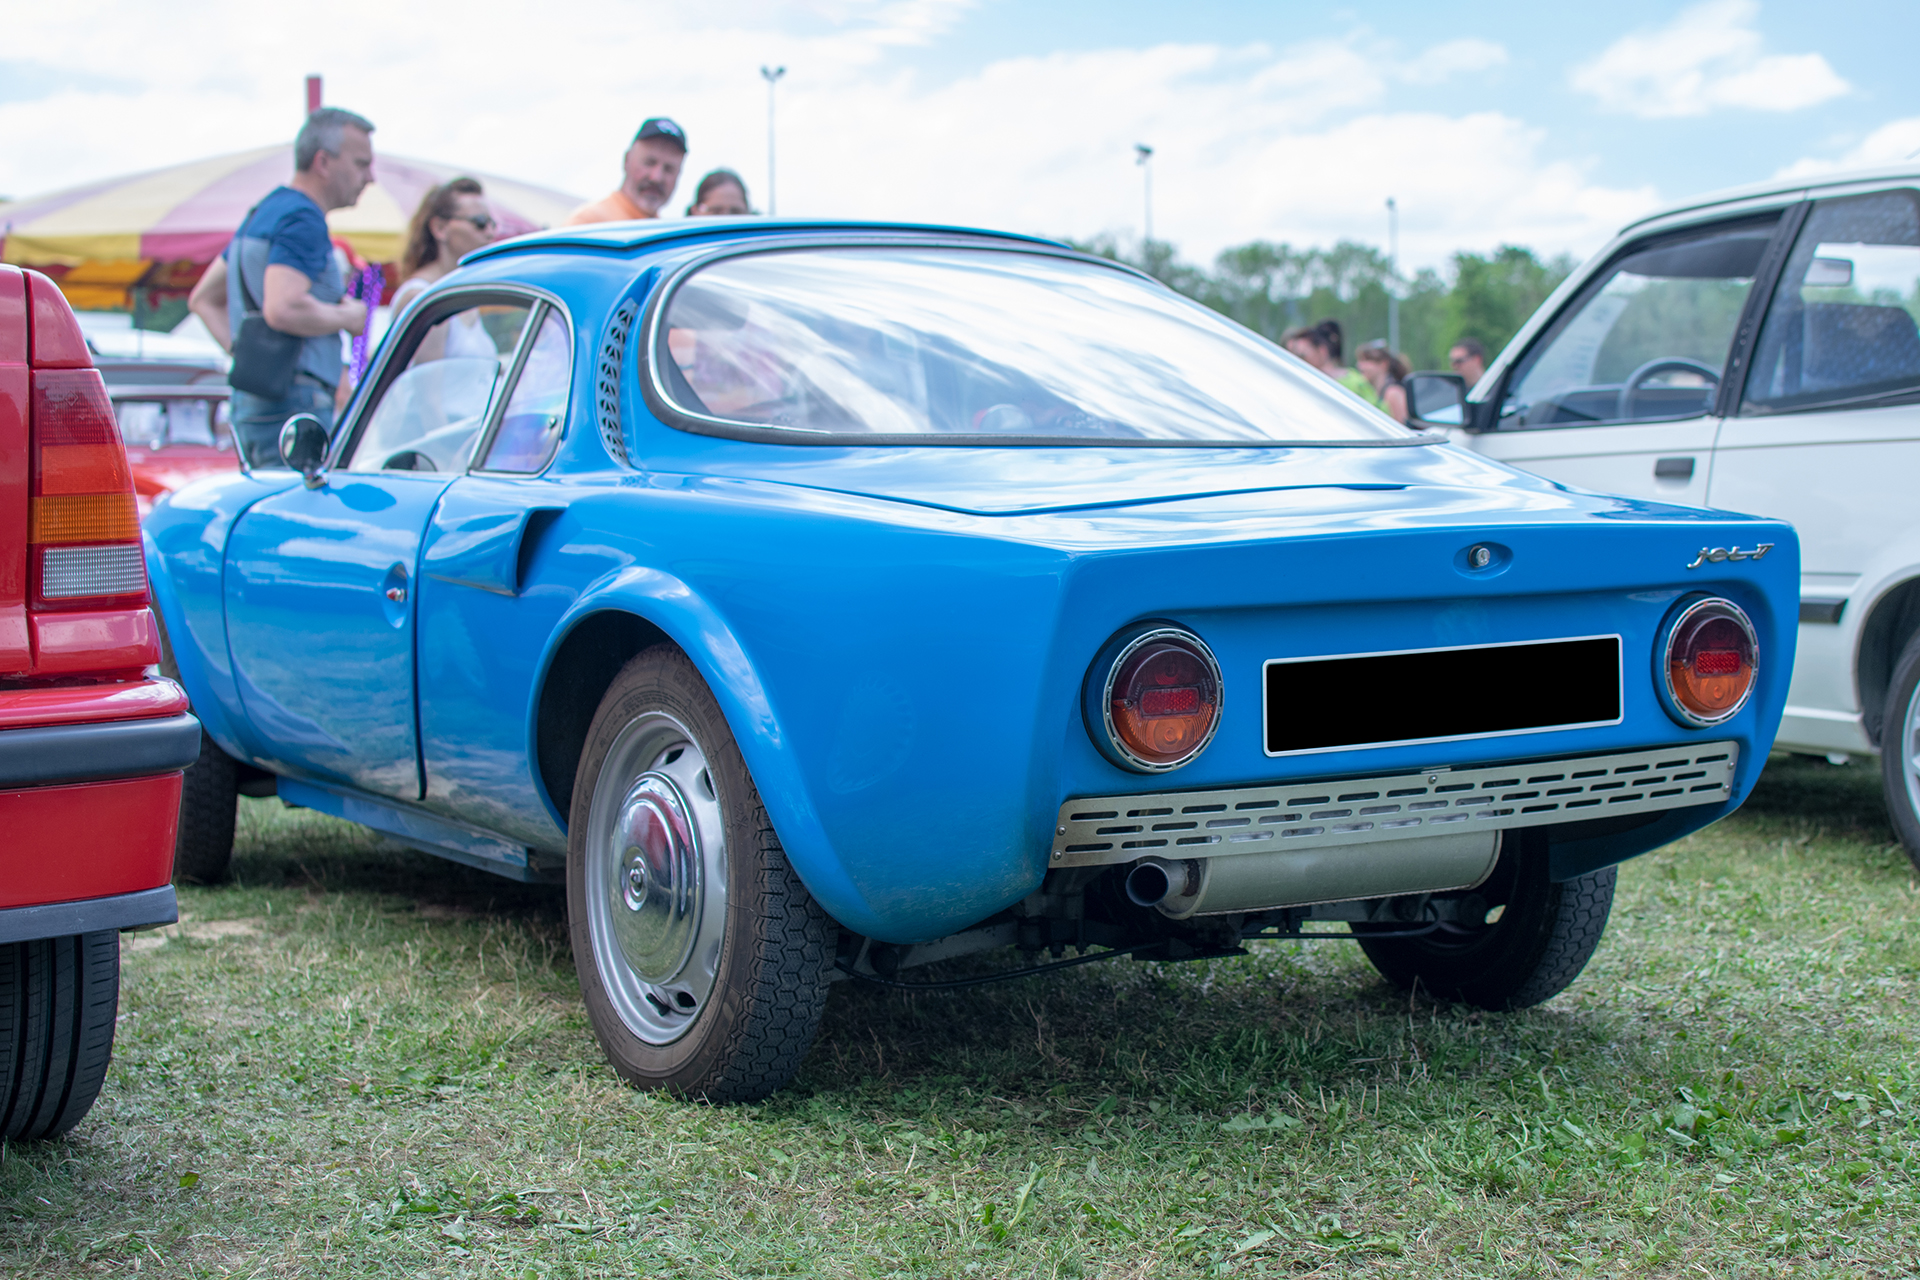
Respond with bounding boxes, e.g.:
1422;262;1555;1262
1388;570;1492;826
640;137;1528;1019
652;247;1413;444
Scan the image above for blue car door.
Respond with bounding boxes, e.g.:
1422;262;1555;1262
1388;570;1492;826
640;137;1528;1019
223;295;537;799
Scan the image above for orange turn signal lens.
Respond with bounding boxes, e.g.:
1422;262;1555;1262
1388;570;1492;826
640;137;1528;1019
29;492;140;544
1660;597;1757;727
1098;627;1222;771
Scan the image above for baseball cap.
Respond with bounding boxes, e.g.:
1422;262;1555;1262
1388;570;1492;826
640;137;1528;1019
634;117;687;150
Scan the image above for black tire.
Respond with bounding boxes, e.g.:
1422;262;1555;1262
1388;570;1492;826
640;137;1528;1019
1880;630;1920;874
155;612;239;884
173;729;239;885
0;932;119;1140
1357;833;1615;1010
567;644;834;1102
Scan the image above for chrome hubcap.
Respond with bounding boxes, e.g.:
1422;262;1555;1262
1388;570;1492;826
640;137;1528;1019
584;712;727;1045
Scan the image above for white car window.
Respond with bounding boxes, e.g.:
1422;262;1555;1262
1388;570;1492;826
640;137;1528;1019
347;302;532;473
1501;221;1778;429
1742;190;1920;414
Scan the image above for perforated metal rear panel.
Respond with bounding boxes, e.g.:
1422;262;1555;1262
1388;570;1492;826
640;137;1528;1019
596;297;639;465
1052;741;1739;868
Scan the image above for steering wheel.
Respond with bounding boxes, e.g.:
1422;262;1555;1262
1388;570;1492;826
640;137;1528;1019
1617;357;1720;421
382;448;437;472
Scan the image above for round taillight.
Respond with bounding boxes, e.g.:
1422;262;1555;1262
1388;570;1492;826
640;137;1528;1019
1659;596;1758;727
1093;626;1222;772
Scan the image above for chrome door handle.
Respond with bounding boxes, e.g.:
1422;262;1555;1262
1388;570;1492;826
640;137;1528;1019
385;586;407;603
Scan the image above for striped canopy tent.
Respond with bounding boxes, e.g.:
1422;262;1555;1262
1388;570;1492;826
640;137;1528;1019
0;146;582;309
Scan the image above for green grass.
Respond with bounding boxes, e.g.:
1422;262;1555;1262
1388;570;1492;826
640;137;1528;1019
4;755;1917;1277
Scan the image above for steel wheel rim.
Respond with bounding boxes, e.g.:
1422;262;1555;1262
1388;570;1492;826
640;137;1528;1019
1903;676;1920;833
583;711;728;1046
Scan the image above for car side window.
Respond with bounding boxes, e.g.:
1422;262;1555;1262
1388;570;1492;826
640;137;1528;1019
478;310;570;472
345;301;532;473
1500;219;1779;429
1742;190;1920;415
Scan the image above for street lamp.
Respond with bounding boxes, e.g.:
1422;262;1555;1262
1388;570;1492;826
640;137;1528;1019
1135;143;1154;245
1386;196;1400;356
761;65;787;216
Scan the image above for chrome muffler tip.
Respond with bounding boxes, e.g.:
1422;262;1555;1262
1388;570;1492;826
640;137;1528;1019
1124;857;1196;909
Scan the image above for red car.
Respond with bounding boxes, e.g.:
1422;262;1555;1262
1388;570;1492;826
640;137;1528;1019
0;266;199;1140
93;361;239;519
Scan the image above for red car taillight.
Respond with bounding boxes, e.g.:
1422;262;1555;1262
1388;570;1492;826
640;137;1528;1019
29;369;146;608
1658;596;1758;728
1090;625;1223;772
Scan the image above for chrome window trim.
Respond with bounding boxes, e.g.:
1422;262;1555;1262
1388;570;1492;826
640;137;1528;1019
468;300;579;478
637;236;1445;450
1052;740;1740;868
1261;633;1626;758
330;282;570;474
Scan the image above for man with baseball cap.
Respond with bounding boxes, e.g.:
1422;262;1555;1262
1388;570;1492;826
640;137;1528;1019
565;117;688;225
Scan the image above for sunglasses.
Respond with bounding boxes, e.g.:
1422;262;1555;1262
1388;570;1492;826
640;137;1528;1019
448;214;496;232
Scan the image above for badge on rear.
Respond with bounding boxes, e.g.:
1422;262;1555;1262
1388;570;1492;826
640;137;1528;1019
1687;543;1773;570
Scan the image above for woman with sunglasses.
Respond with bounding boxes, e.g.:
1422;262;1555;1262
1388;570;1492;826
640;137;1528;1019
391;177;499;314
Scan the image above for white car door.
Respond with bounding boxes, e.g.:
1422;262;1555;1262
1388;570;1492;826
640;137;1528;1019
1708;187;1920;754
1464;216;1788;506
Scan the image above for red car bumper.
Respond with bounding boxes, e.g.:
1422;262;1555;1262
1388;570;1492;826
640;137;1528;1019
0;678;198;943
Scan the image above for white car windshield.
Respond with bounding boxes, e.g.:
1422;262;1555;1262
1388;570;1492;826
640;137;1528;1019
654;247;1412;444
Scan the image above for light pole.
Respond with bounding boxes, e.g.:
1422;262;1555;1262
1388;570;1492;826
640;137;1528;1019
1135;143;1154;245
761;65;787;216
1386;196;1400;356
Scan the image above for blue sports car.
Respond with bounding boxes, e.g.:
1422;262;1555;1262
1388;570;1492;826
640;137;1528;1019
147;219;1798;1101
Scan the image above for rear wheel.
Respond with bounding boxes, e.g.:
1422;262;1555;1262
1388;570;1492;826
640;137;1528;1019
173;730;239;884
1880;630;1920;873
0;932;119;1140
1358;834;1615;1010
567;645;834;1102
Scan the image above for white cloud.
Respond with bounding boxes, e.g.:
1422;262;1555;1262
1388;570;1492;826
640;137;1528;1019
0;1;1650;269
1571;0;1848;119
1399;38;1508;86
1774;117;1920;180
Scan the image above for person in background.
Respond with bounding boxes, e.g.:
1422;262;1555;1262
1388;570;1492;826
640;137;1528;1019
188;106;375;467
390;177;498;314
687;169;751;216
1355;341;1410;423
1449;337;1488;388
1284;320;1380;408
565;117;687;225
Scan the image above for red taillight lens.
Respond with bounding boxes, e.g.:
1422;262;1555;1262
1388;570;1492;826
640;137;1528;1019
29;368;146;608
1661;597;1757;727
1102;629;1222;771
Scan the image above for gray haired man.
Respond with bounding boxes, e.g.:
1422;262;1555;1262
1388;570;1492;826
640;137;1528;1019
189;107;376;467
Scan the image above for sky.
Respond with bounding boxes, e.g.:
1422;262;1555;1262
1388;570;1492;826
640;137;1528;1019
1;0;1915;272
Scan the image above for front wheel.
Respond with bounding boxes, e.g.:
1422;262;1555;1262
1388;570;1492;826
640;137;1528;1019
1880;630;1920;874
1358;834;1615;1010
567;645;834;1102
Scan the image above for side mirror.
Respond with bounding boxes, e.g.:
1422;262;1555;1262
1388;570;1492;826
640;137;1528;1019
1405;372;1468;430
279;413;330;489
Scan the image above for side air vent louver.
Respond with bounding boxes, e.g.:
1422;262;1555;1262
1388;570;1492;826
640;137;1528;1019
596;297;640;465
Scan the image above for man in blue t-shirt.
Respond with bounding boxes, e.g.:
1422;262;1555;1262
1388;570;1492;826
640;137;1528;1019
188;107;376;467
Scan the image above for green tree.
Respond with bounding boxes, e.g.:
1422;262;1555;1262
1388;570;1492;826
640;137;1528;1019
1442;245;1576;364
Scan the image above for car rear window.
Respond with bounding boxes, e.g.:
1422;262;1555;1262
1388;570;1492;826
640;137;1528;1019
651;247;1416;445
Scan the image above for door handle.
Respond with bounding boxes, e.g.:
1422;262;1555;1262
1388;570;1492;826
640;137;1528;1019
1654;456;1695;480
386;586;407;603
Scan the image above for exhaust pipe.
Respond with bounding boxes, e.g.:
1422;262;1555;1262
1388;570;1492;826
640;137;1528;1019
1123;830;1499;919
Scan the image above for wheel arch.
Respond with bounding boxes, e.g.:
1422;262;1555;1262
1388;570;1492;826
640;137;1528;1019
1857;575;1920;747
528;570;879;935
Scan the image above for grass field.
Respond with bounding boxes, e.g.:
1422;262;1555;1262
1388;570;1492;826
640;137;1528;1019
3;755;1916;1277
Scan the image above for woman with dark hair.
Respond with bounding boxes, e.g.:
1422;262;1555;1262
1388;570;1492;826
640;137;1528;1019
391;177;497;313
1355;341;1410;423
1283;319;1380;408
687;169;751;217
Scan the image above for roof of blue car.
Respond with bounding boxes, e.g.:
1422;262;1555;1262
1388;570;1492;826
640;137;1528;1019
463;217;1069;266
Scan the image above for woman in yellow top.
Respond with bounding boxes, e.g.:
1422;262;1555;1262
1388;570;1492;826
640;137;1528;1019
1283;319;1381;409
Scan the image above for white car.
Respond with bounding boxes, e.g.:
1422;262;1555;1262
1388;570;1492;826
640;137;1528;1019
1407;165;1920;866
